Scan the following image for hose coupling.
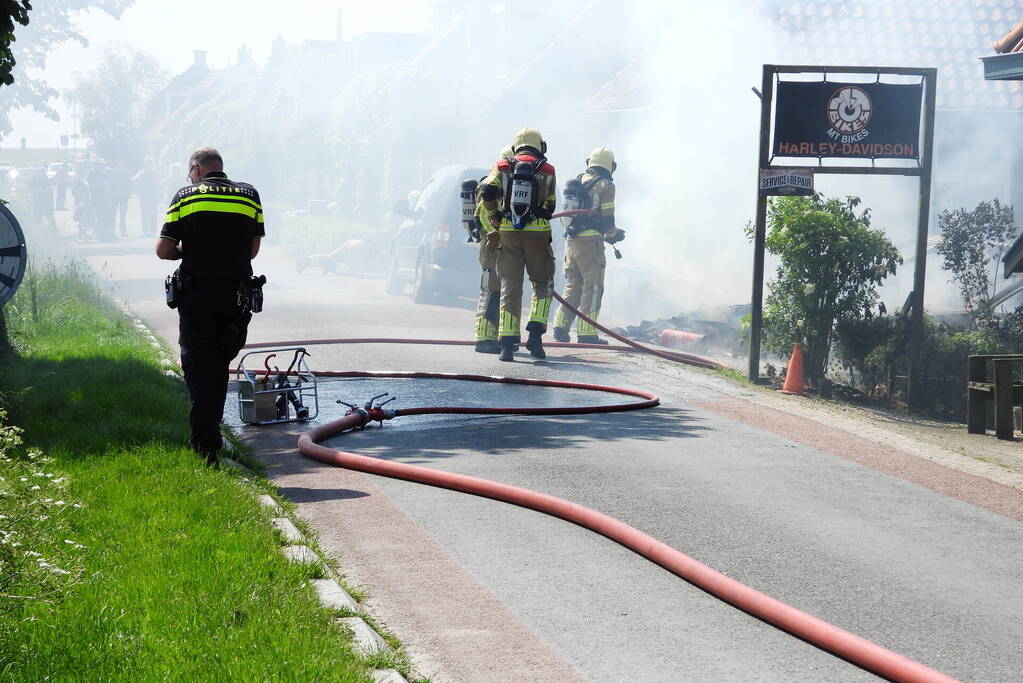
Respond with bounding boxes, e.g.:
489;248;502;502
366;407;398;424
335;400;370;428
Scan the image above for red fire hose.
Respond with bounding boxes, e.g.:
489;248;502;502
296;376;955;683
245;297;727;370
244;294;956;680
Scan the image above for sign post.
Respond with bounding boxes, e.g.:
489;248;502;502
748;66;773;384
749;65;936;408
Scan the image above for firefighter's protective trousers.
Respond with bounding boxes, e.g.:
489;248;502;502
497;230;555;338
474;230;501;342
479;152;557;340
553;235;606;335
553;168;615;335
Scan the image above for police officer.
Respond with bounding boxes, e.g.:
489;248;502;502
479;129;557;362
472;145;513;354
156;147;264;466
552;146;624;344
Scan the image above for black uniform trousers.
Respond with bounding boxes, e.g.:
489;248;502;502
178;280;251;461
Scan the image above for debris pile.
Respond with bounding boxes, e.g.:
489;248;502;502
614;306;746;355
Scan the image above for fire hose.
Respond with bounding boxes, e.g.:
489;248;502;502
248;293;727;370
241;291;956;681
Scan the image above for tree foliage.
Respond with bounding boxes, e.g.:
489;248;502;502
0;1;31;86
64;42;167;164
0;0;133;137
935;199;1016;319
757;194;902;383
167;51;435;221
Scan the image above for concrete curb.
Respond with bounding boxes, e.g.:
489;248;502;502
220;456;253;476
257;493;283;516
272;517;304;543
337;616;392;657
281;544;320;565
122;311;182;383
270;504;413;680
311;577;362;613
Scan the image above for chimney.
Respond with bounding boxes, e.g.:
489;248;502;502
193;50;208;68
336;8;344;42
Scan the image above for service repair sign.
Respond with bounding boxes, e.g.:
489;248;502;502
773;81;922;159
759;168;814;196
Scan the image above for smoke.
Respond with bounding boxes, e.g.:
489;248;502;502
9;0;1023;324
602;2;775;322
597;0;1023;323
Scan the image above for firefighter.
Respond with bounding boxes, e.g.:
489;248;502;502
471;145;513;353
156;147;264;467
552;146;625;344
479;129;557;362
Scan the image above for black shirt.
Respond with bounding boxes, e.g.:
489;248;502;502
160;171;264;280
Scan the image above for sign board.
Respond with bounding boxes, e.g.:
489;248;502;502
759;168;814;196
0;204;27;307
773;81;922;159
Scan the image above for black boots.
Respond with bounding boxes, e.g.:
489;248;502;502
553;329;608;345
525;330;546;359
499;328;544;361
498;338;516;362
474;340;500;354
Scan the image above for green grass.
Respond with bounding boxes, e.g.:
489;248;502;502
713;365;750;384
0;262;378;681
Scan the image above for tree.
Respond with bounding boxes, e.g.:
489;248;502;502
64;42;167;164
0;1;31;86
757;194;902;384
935;199;1016;320
0;0;134;138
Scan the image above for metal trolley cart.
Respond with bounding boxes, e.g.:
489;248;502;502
236;347;318;425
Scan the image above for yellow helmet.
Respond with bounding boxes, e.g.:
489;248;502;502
499;145;514;160
587;146;616;172
512;128;546;154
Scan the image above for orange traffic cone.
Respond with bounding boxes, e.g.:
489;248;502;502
780;343;805;396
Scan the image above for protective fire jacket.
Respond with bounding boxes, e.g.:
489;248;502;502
570;168;616;240
161;171;264;280
476;159;503;234
480;153;557;232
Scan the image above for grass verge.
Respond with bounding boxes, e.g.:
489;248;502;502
0;261;381;681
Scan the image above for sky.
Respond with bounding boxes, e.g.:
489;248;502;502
7;0;432;147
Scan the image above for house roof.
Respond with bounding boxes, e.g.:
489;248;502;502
586;56;653;112
769;0;1023;110
588;1;1023;112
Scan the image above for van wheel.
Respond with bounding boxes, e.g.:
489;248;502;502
412;259;438;304
385;254;404;294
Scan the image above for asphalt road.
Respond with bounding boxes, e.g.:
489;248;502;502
88;237;1023;682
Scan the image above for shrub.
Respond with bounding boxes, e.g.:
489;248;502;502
754;194;902;384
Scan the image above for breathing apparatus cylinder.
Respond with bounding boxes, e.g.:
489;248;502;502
460;179;479;241
511;161;534;228
561;178;587;233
